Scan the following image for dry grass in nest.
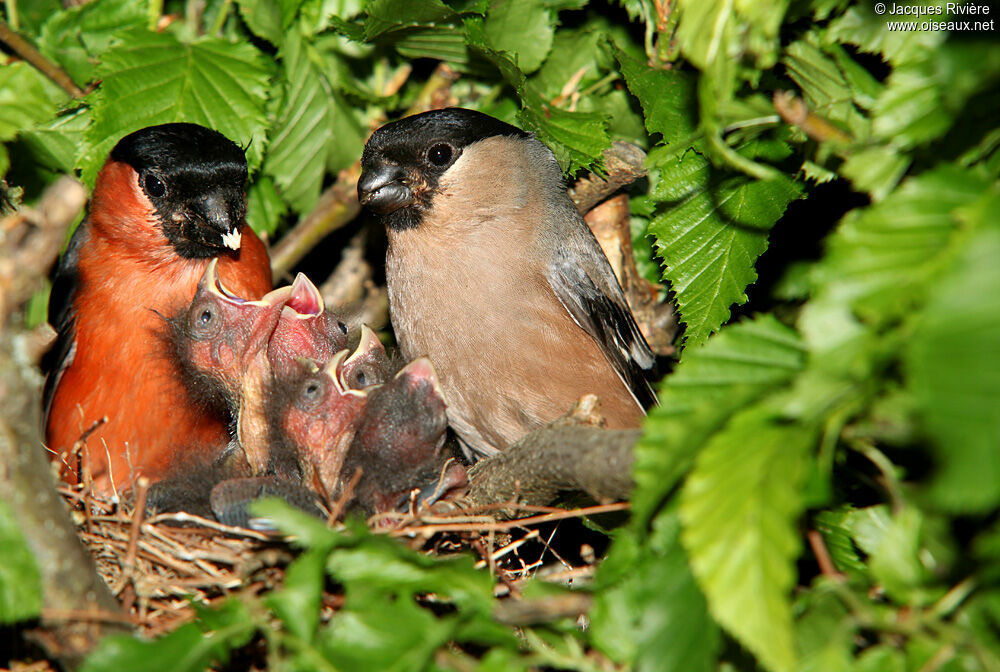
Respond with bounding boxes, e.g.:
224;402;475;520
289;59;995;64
59;481;626;638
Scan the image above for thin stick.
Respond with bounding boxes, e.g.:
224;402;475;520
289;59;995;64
807;529;844;581
389;502;630;536
0;21;84;97
117;477;150;595
40;608;139;626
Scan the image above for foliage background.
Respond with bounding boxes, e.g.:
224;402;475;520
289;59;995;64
2;0;1000;669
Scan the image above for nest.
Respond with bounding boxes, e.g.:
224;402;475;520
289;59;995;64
59;482;625;638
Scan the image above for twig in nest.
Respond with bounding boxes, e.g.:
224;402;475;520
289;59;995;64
117;477;150;597
389;502;630;536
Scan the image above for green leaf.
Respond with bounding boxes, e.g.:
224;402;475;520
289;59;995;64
615;47;697;144
814;508;868;578
824;7;942;67
795;590;853;672
251;497;341;549
649;142;802;345
591;512;720;672
0;499;42;625
0;61;66;142
235;0;305;44
246;174;288;235
675;0;787;70
680;410;815;672
853;646;906;672
783;37;869;141
37;0;146;86
483;0;553;75
325;533;493;615
19;108;91;174
810;165;991;325
79;29;272;186
874;43;1000;150
395;28;475;71
838;146;909;202
905;205;1000;512
465;18;610;174
363;0;458;40
263;28;337;212
530;25;603;101
82;599;256;672
318;588;456;671
265;548;326;643
866;506;932;605
632;314;806;526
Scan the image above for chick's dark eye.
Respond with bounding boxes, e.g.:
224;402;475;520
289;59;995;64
301;378;324;404
143;173;166;198
188;299;222;339
427;144;453;167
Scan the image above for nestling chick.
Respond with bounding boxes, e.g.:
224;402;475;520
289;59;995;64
267;339;389;496
340;357;465;515
169;262;332;479
358;108;656;459
169;258;291;417
44;123;272;495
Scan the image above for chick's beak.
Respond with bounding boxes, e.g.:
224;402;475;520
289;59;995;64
358;162;413;214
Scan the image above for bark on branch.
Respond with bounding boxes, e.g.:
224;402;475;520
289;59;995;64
0;178;130;668
466;425;640;517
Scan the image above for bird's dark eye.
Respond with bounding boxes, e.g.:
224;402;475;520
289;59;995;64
298;377;325;409
143;173;167;198
426;144;453;167
348;364;383;390
189;300;221;339
338;321;348;335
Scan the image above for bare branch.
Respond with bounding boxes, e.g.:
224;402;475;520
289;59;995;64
0;21;85;98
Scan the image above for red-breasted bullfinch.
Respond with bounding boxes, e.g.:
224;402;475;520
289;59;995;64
43;123;272;495
357;108;656;460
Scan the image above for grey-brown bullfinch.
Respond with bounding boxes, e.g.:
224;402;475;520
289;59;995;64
357;107;656;460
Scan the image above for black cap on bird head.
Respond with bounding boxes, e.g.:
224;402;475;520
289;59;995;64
111;123;249;258
358;108;530;231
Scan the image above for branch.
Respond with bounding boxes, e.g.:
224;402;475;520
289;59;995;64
0;176;87;326
584;193;677;356
318;228;390;332
568;141;648;214
0;181;128;668
466;425;640;517
269;164;362;280
0;21;85;98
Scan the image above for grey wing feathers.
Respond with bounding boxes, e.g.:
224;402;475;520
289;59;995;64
41;222;87;425
547;228;657;410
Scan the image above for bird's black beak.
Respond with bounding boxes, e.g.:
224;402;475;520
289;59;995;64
358;163;413;215
189;190;244;251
